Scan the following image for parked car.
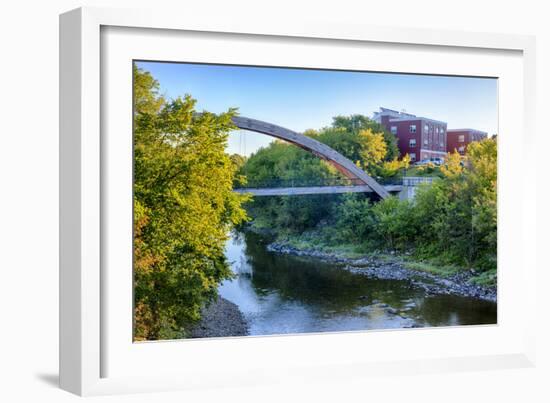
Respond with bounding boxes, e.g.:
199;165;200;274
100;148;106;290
414;159;432;166
430;157;444;166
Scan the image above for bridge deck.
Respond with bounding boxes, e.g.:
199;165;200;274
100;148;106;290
234;185;403;196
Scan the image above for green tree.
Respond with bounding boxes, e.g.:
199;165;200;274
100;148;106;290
466;139;497;270
133;65;249;340
240;140;332;187
410;139;497;272
240;140;339;233
313;115;401;177
370;196;413;251
334;194;374;243
331;114;399;161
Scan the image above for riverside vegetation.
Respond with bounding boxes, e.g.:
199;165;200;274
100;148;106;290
133;65;497;340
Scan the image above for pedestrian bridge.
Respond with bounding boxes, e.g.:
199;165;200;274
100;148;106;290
234;177;433;198
234;178;403;197
231;116;390;199
234;185;403;197
231;116;434;199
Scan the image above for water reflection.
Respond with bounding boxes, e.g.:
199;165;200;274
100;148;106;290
219;232;496;336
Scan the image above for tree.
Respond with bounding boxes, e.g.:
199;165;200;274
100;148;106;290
133;65;249;340
334;194;374;243
409;139;497;271
440;151;463;178
467;139;497;269
331;114;399;161
314;115;400;177
239;140;339;233
378;154;411;178
370;196;413;251
357;129;387;170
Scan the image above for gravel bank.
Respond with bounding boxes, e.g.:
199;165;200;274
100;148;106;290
267;242;497;303
189;296;249;338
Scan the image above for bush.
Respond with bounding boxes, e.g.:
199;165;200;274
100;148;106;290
334;194;374;243
370;197;414;251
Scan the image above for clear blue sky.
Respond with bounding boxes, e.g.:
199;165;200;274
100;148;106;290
136;61;498;156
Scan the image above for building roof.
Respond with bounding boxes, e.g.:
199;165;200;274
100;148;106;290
372;107;447;126
447;128;488;135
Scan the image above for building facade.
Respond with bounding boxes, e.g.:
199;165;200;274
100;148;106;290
372;107;447;162
446;129;488;155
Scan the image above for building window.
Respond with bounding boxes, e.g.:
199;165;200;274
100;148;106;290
424;138;428;145
409;138;417;147
458;146;465;153
410;153;416;162
458;135;465;142
424;124;429;132
409;125;416;133
390;126;397;134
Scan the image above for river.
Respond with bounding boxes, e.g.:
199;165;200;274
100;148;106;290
218;231;497;336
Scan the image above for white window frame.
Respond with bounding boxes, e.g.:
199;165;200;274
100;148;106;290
409;124;417;133
458;134;465;142
60;7;538;396
390;125;397;134
409;138;417;147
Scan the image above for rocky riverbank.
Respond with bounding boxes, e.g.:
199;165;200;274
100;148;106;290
189;296;249;338
267;242;497;303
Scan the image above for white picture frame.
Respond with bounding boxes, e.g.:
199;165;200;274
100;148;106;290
60;6;537;396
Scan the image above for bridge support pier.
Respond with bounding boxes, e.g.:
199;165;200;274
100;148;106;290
398;185;417;200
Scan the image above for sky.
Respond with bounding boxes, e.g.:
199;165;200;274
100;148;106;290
136;61;498;157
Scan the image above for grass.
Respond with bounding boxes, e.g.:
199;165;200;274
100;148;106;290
279;231;366;259
401;260;460;277
468;269;497;286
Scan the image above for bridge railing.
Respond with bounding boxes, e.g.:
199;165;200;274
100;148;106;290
402;176;436;186
235;176;405;189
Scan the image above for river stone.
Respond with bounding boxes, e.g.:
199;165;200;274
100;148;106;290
189;296;249;338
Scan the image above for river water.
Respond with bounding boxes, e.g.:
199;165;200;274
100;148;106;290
218;231;497;336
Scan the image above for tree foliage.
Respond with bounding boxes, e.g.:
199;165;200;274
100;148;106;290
330;114;399;161
133;65;249;340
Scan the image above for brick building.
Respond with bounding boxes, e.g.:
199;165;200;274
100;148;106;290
372;107;448;162
446;129;488;155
